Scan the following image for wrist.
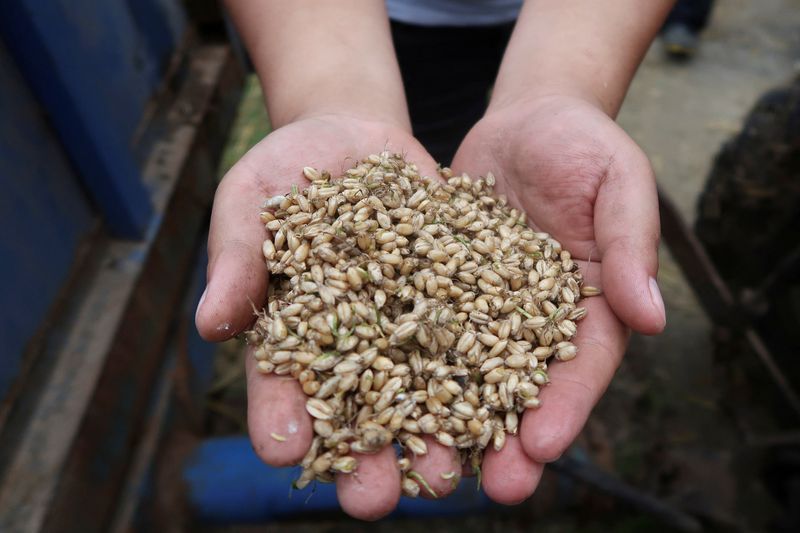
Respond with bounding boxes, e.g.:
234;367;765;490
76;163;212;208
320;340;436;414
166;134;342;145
271;97;412;134
281;110;411;135
487;85;609;118
488;0;673;120
226;0;411;132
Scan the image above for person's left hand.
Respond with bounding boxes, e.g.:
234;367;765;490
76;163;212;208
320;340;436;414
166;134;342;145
451;94;667;503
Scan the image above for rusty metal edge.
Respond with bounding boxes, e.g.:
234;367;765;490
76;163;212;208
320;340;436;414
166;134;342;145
657;187;736;324
107;330;177;533
0;237;144;533
0;44;242;533
0;219;103;449
44;45;243;533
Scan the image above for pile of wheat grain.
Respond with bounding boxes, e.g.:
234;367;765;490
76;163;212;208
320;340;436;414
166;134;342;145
249;152;596;497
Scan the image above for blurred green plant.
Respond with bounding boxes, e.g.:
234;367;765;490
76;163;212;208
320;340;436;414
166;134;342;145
218;75;271;177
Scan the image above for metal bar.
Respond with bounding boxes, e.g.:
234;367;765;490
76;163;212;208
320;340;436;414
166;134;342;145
550;457;703;532
743;328;800;417
657;187;736;324
0;239;140;533
658;187;800;420
752;240;800;298
108;339;176;533
108;240;219;532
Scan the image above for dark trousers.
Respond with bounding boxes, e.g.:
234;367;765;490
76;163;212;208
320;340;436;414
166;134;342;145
391;20;514;165
664;0;715;33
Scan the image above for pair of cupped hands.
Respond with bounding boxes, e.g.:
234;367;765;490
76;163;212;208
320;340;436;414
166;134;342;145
195;94;666;520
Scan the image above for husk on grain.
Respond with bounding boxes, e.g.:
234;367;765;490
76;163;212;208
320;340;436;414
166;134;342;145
249;152;599;495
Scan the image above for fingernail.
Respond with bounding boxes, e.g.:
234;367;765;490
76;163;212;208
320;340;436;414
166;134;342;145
195;286;208;323
648;277;666;328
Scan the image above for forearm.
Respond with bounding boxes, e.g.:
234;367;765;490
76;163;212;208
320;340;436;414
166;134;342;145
224;0;409;129
490;0;674;117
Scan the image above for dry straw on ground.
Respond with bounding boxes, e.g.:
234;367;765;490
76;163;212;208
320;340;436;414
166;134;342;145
249;152;597;497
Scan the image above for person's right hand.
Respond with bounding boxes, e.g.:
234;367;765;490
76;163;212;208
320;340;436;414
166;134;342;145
194;113;465;520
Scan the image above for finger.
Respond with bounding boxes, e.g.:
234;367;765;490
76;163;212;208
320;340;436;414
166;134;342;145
336;445;401;521
196;170;270;341
594;147;665;335
520;292;628;463
410;155;444;184
481;435;543;504
245;350;313;466
406;436;461;499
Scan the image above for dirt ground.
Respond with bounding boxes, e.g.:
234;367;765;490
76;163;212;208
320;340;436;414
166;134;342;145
203;1;800;530
600;0;800;529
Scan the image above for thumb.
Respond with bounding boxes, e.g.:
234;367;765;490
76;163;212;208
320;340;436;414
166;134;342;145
196;172;269;341
594;147;666;335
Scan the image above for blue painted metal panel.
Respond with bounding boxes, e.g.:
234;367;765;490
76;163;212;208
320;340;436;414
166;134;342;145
0;41;93;403
127;0;187;79
0;0;186;238
184;437;493;523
